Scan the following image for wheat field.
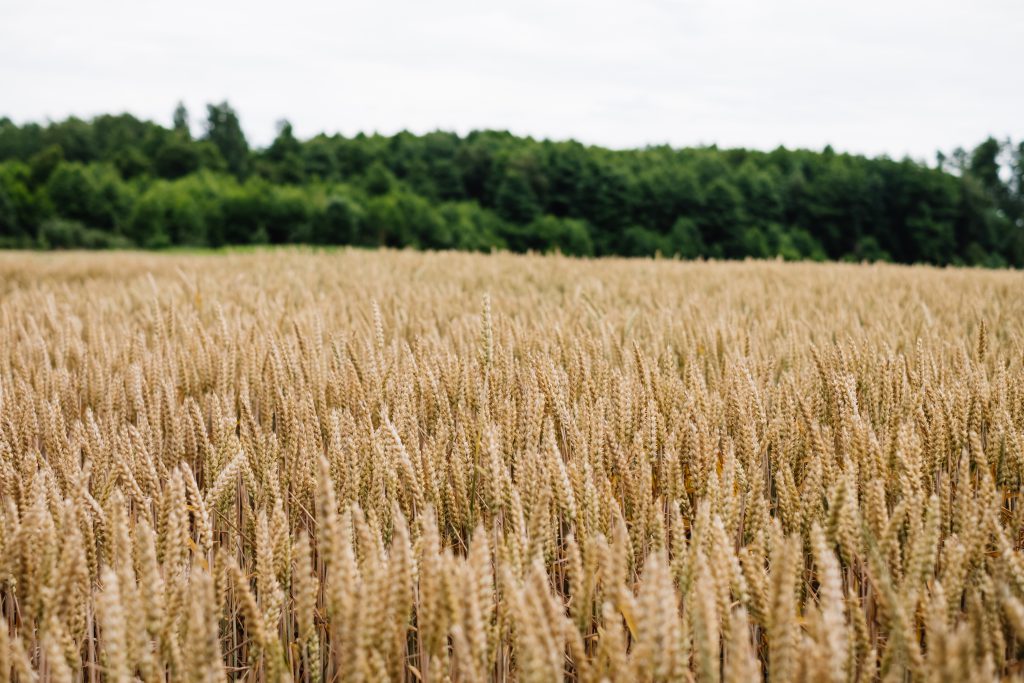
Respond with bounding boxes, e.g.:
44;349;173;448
1;249;1024;682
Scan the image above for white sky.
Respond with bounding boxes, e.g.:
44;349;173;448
2;0;1022;160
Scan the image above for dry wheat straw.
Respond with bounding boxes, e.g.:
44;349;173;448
0;249;1022;681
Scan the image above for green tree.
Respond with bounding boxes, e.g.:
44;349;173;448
364;161;396;196
37;218;133;249
204;102;249;176
495;168;541;224
173;101;191;138
1014;142;1024;199
130;180;209;247
29;144;65;186
438;202;506;251
363;191;448;248
667;217;706;259
701;178;745;257
154;136;201;179
620;225;668;257
0;105;1017;264
195;141;229;173
302;138;338;180
264;120;304;183
113;147;150;179
0;180;19;243
0;162;44;243
969;137;1004;198
846;236;891;263
516;215;593;256
313;195;364;244
42;117;96;162
46;162;130;231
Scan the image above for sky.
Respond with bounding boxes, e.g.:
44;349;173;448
2;0;1022;160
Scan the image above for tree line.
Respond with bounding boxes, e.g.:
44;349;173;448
1;101;1022;265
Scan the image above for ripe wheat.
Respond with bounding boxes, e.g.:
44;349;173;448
1;248;1023;681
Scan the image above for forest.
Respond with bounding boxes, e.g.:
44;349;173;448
1;101;1022;265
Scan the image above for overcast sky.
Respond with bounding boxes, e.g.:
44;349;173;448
2;0;1022;160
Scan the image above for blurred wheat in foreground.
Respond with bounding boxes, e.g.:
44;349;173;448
2;249;1024;682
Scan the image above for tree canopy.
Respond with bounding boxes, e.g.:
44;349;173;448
0;104;1021;266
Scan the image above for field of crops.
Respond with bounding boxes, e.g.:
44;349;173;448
1;249;1024;681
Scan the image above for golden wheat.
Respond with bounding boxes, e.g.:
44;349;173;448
0;248;1023;682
